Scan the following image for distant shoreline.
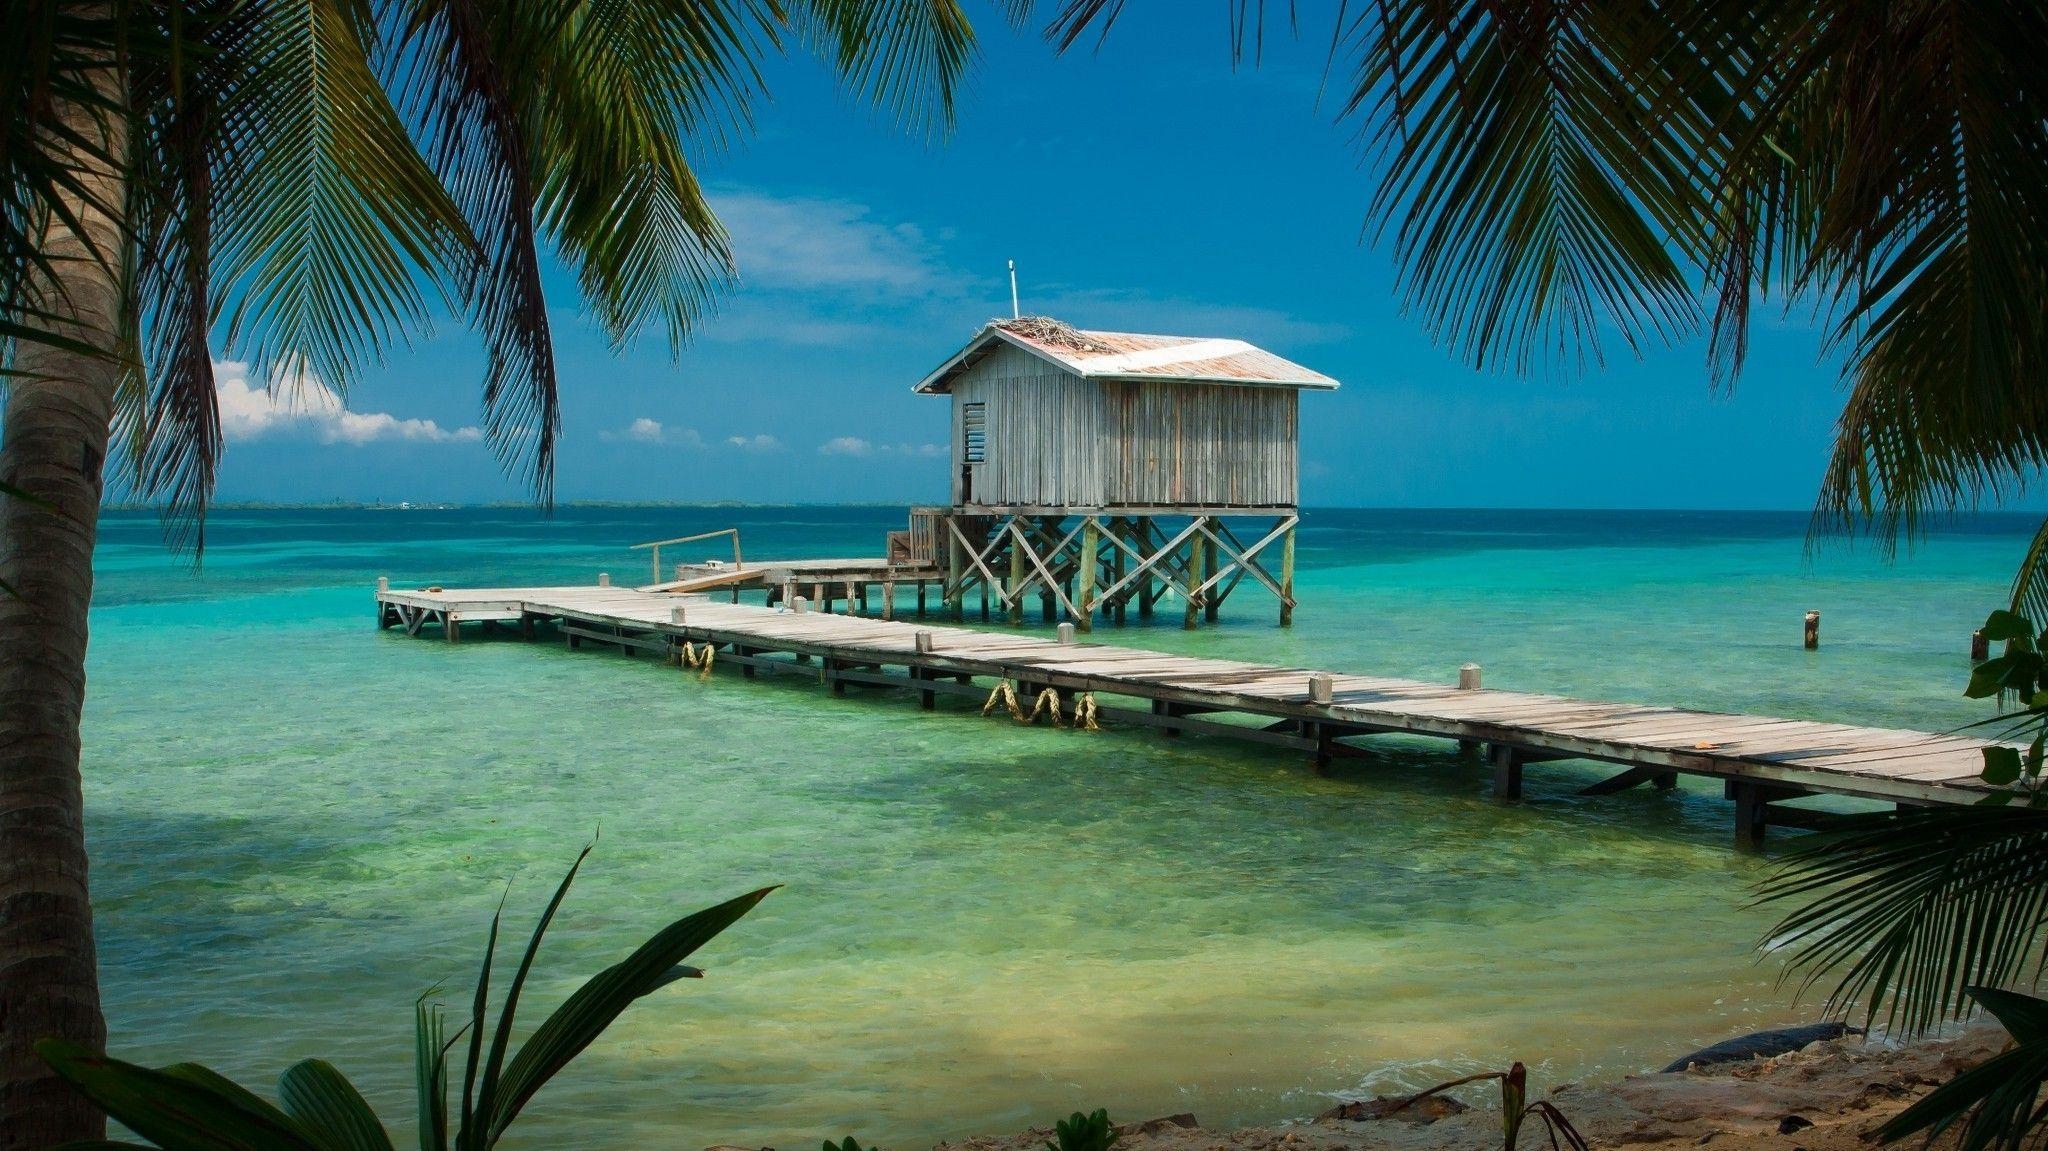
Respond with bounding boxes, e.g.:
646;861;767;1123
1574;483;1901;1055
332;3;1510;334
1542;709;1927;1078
97;501;2048;521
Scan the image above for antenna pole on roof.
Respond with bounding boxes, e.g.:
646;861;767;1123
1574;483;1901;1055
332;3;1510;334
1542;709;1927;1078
1008;260;1019;319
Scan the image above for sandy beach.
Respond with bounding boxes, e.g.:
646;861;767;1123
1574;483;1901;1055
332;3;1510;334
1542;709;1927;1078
932;1024;2007;1151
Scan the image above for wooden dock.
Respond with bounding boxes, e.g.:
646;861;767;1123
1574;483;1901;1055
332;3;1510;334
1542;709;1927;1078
376;582;2003;850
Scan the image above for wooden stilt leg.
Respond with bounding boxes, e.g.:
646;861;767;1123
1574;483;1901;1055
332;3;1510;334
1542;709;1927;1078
1076;519;1099;632
883;580;895;621
1279;521;1297;627
444;614;459;644
1732;782;1768;852
1491;744;1523;802
1008;523;1026;626
1184;525;1206;630
1313;723;1332;776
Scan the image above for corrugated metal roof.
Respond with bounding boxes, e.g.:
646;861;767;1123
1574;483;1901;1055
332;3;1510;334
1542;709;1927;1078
913;318;1341;394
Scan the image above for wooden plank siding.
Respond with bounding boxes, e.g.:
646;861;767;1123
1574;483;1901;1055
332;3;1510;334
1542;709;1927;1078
951;342;1299;509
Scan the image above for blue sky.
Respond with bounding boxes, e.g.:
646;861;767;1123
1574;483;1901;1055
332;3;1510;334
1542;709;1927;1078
212;6;1869;510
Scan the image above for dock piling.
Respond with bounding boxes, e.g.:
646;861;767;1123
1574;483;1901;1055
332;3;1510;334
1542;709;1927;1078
1458;663;1482;691
598;572;610;587
1308;673;1334;705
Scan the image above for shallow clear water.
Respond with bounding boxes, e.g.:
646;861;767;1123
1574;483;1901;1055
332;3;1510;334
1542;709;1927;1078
83;507;2031;1149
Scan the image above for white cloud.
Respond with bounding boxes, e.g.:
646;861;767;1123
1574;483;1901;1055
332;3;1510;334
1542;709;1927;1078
215;360;482;446
726;434;782;452
819;436;873;456
818;437;947;459
600;417;704;448
714;192;953;295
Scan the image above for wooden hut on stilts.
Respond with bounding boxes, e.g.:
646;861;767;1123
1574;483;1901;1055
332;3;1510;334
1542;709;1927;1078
901;317;1338;630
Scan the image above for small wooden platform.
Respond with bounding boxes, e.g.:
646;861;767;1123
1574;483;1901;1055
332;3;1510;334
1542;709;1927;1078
376;584;2005;850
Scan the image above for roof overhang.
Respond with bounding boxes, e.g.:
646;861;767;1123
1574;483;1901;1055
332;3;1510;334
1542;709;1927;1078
913;324;1340;394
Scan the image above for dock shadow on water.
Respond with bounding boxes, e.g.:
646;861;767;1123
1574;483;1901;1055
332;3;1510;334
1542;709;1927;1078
79;507;2028;1151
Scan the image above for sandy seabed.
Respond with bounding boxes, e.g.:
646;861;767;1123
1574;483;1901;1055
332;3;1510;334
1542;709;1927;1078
925;1024;2008;1151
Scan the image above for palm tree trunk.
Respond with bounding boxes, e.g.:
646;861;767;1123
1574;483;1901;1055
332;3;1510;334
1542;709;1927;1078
0;28;124;1150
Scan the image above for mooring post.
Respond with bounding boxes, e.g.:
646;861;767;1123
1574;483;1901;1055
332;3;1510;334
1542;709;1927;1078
598;572;610;587
792;596;809;615
671;606;686;625
781;577;797;608
1490;744;1524;802
1803;610;1820;650
1278;523;1296;627
1057;622;1077;645
1456;663;1482;755
1308;673;1334;705
1183;525;1206;630
1076;519;1100;632
1972;629;1990;661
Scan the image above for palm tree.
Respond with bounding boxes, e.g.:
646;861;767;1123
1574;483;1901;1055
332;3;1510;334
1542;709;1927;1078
1034;0;2048;1143
0;2;979;1146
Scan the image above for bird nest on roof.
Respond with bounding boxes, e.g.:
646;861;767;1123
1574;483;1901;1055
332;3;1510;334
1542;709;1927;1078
992;315;1110;354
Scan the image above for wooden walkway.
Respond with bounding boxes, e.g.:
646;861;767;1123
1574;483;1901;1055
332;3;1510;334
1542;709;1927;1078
376;583;2004;850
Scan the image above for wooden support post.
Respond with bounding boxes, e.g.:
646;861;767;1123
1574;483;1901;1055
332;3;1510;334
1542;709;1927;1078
827;657;845;696
444;614;459;644
945;530;965;618
912;667;935;710
1973;629;1990;661
1732;781;1768;852
739;645;756;679
1804;610;1820;650
1076;519;1099;632
1154;699;1181;738
917;582;928;616
854;582;867;616
1111;519;1129;625
519;613;536;641
980;580;989;622
1183;523;1206;630
781;576;797;609
1312;722;1333;776
882;580;895;621
1007;522;1026;626
1278;523;1296;626
1490;744;1523;802
1196;524;1212;622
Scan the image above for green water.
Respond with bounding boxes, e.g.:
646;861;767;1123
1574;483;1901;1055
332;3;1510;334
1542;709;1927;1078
82;507;2030;1148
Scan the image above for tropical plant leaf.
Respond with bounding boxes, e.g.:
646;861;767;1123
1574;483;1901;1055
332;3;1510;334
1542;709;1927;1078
277;1059;395;1151
1876;989;2048;1151
467;843;595;1151
1759;806;2048;1036
415;992;451;1151
485;885;775;1142
36;1039;323;1151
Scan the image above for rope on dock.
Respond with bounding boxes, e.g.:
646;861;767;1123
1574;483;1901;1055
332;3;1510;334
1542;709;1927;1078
1074;692;1102;731
1024;687;1062;726
674;640;715;678
982;679;1024;720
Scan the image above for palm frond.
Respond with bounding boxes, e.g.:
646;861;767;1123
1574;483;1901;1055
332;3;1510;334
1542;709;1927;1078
792;0;978;137
2008;518;2048;628
1759;806;2048;1037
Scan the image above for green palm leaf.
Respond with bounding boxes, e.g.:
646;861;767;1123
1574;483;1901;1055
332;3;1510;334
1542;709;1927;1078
484;885;774;1144
277;1060;395;1151
1759;806;2048;1036
36;1040;324;1151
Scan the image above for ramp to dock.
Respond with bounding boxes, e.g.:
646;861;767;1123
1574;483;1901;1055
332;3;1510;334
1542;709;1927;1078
376;584;2002;850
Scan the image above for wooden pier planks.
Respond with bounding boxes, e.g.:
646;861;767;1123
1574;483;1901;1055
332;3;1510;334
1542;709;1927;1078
377;584;2004;814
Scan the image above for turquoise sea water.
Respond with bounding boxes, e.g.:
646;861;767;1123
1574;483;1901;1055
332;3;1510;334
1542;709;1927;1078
83;506;2035;1149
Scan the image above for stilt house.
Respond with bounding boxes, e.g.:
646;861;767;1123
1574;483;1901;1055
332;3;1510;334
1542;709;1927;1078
900;317;1338;629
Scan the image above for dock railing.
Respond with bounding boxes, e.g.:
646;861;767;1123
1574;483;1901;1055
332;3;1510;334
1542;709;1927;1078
631;528;742;585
